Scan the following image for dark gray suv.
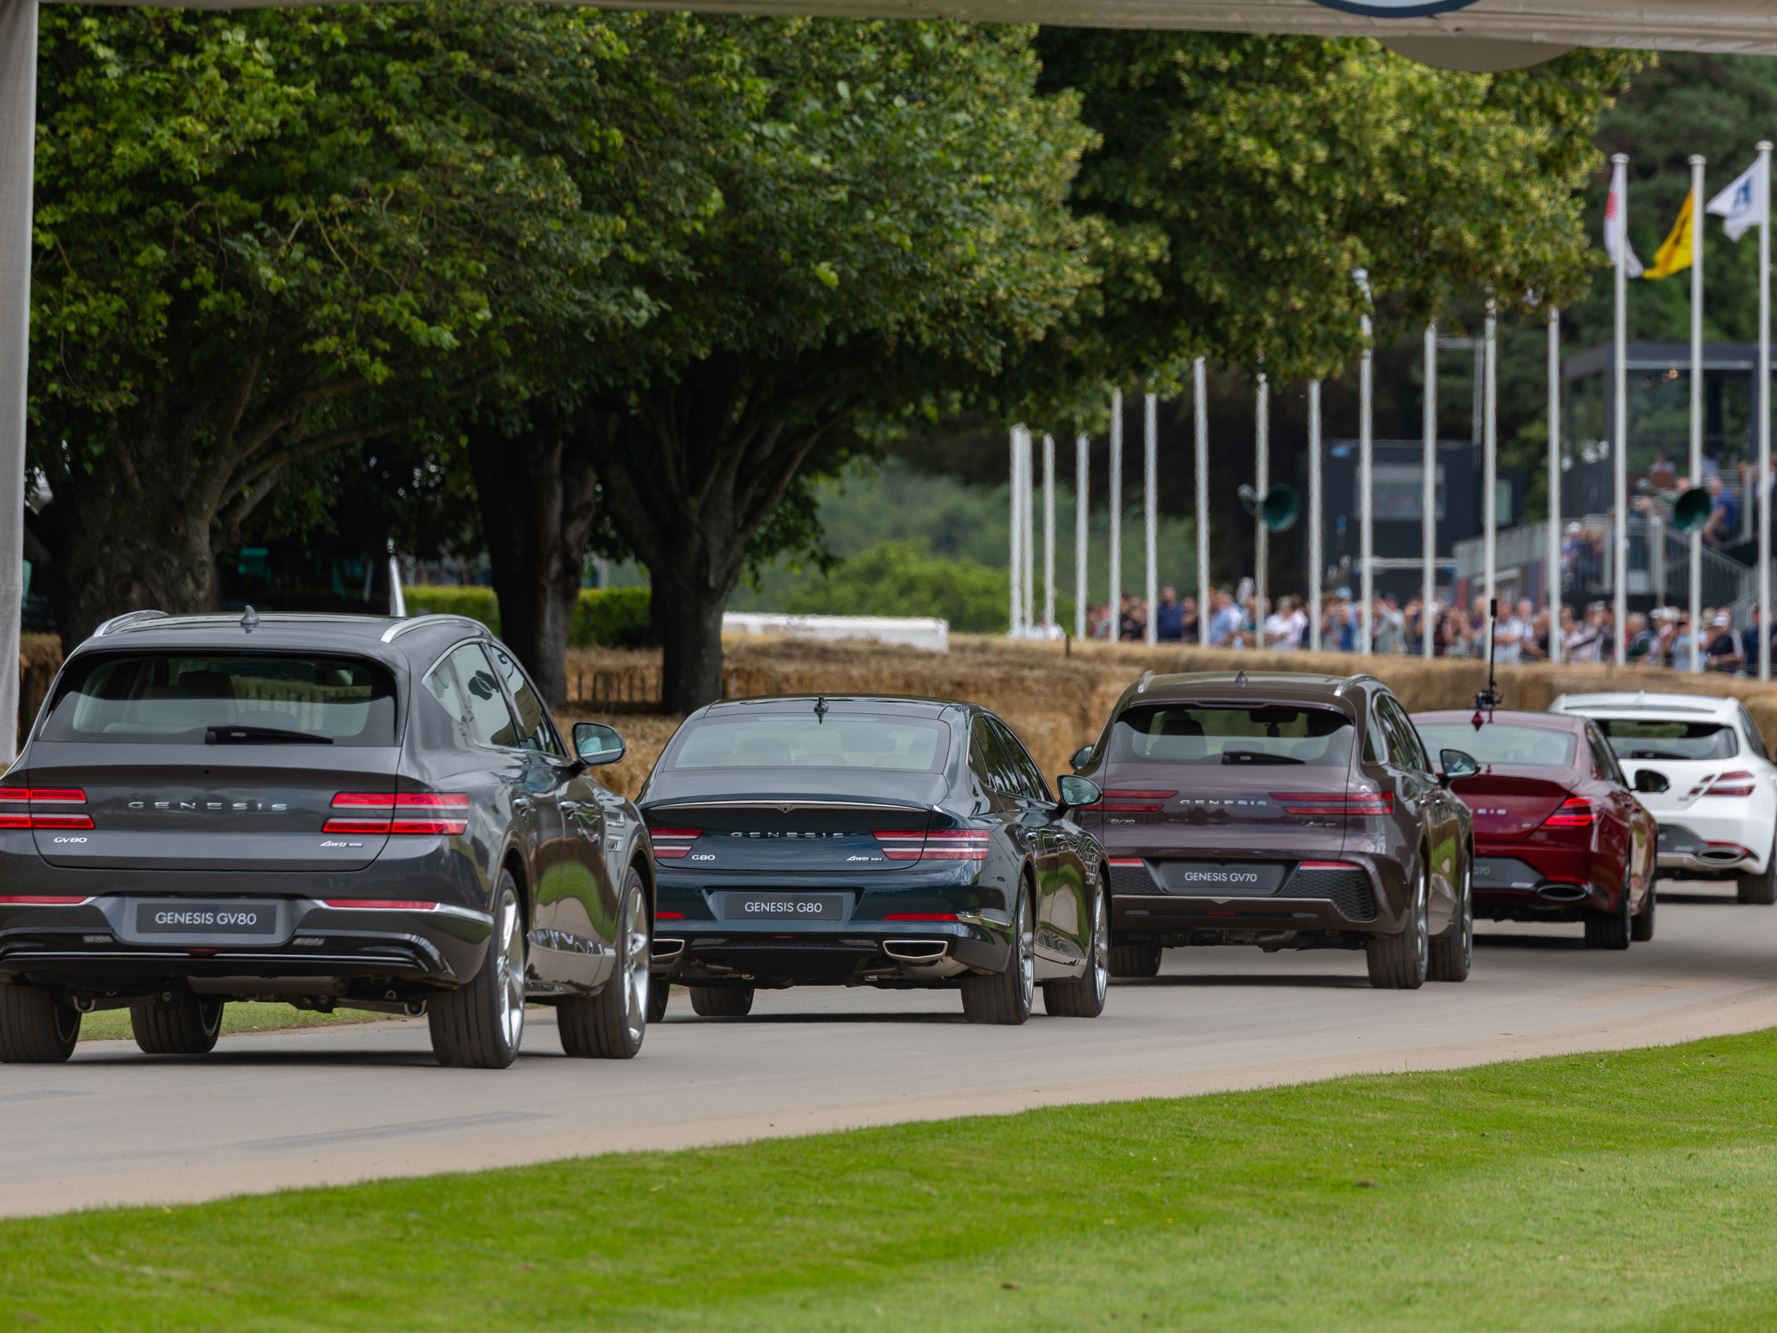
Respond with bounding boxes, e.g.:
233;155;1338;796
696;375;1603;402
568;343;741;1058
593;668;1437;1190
0;610;654;1068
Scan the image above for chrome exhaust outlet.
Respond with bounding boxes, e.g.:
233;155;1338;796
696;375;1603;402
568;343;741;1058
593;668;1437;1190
883;938;950;964
1697;847;1749;866
1536;884;1590;904
652;937;686;964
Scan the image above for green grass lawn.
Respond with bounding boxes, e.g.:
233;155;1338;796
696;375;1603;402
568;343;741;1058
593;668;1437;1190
9;1031;1777;1329
77;1002;394;1043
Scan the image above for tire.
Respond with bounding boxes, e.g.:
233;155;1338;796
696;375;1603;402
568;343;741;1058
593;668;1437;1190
1631;881;1657;943
1043;875;1109;1018
1108;942;1163;979
689;985;754;1018
647;980;671;1024
429;872;526;1069
1428;852;1473;984
1738;838;1776;904
1366;862;1429;990
129;997;223;1055
0;984;80;1064
558;868;650;1059
962;884;1035;1025
1585;883;1633;950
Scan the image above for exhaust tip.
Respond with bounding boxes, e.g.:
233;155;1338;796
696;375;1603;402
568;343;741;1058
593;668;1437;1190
883;938;949;964
652;937;687;963
1536;883;1590;904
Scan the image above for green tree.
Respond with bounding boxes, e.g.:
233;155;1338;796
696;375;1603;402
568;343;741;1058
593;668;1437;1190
26;4;645;646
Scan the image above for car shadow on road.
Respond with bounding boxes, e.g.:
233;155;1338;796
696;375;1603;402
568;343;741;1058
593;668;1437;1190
651;1011;969;1026
72;1049;442;1069
1475;933;1586;951
1115;974;1372;989
1659;891;1744;906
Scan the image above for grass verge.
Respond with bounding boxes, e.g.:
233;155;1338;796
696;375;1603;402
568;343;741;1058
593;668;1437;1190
77;1002;394;1043
8;1030;1777;1329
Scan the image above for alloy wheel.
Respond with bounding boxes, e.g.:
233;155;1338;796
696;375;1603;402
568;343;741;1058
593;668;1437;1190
495;891;525;1052
622;888;651;1046
1412;873;1429;979
1459;858;1474;972
1016;893;1035;1011
1089;883;1109;1006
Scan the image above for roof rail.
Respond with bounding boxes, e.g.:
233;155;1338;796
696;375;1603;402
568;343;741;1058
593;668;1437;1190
91;609;168;638
380;613;489;644
1134;670;1155;693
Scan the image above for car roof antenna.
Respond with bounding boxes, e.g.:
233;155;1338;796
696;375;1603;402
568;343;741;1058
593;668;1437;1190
813;695;828;724
1472;597;1500;731
240;604;259;635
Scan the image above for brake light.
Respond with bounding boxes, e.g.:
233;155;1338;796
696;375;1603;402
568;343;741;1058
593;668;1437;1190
1542;797;1596;829
1272;792;1393;817
648;827;701;861
1107;857;1146;867
321;899;438;910
872;829;991;862
1705;771;1757;798
324;793;469;836
1298;861;1361;871
0;895;93;905
0;788;95;830
656;910;686;920
884;912;960;921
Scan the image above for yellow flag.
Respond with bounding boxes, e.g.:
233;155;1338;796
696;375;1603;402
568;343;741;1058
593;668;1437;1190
1643;189;1696;280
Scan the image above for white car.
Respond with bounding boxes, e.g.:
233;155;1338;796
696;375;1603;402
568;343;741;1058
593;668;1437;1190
1548;692;1777;903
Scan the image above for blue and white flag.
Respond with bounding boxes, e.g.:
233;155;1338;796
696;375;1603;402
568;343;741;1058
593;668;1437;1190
1707;154;1769;243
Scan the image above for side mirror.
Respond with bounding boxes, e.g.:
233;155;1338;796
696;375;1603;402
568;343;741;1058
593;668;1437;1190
1056;775;1101;812
1439;748;1480;783
573;721;626;767
1633;768;1670;795
1070;744;1095;771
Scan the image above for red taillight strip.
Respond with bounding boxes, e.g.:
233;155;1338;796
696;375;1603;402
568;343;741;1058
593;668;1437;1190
321;899;438;911
326;793;468;836
29;789;88;805
1542;797;1596;829
30;814;94;830
1298;861;1360;871
0;788;28;802
1107;857;1146;868
0;788;94;829
884;912;960;921
649;827;702;861
1705;771;1757;798
1272;792;1393;817
0;894;93;906
872;829;991;863
656;910;686;920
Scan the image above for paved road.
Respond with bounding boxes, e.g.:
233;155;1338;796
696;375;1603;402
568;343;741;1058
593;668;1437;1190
6;879;1777;1218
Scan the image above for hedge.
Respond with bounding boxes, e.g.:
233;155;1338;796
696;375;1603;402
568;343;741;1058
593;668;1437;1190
402;586;654;649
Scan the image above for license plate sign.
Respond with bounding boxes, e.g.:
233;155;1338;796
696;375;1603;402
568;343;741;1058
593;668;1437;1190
1158;862;1285;896
720;893;847;922
134;902;280;936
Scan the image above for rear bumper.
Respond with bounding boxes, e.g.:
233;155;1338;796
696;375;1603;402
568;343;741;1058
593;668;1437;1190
1472;844;1620;920
1106;857;1400;945
652;919;1005;985
0;895;492;997
1657;823;1762;874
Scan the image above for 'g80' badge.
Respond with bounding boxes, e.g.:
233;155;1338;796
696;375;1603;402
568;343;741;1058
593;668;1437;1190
1311;0;1480;14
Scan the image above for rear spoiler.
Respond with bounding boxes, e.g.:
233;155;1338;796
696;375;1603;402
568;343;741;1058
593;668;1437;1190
645;798;941;815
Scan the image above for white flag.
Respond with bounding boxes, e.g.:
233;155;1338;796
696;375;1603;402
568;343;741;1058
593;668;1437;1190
1604;157;1643;278
1707;154;1769;243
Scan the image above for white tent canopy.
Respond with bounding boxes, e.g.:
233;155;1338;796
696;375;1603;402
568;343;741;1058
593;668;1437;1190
11;0;1777;753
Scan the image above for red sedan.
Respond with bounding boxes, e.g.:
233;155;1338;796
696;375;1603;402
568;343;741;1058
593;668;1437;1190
1412;710;1661;949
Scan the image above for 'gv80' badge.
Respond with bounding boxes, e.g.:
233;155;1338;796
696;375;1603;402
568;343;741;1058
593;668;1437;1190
1310;0;1479;15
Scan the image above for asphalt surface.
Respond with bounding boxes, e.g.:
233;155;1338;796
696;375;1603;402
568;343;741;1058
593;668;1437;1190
6;878;1777;1218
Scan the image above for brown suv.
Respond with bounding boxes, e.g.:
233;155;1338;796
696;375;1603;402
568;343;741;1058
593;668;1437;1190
1070;672;1476;990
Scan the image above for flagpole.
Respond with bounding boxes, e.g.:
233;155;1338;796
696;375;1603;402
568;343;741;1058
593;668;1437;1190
1008;427;1022;634
1022;428;1036;637
1548;307;1563;665
1042;432;1056;633
1143;392;1158;647
1255;371;1269;626
1356;268;1374;655
1484;297;1498;663
1690;154;1706;673
1423;324;1436;661
1194;358;1210;647
1612;153;1630;669
1075;433;1089;640
1109;391;1123;625
1760;140;1772;682
1309;379;1323;653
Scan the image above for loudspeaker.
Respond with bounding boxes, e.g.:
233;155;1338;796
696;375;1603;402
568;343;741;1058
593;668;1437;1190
1672;487;1712;535
1238;483;1302;533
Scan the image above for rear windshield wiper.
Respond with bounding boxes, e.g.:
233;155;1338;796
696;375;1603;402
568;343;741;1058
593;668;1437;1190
204;725;333;745
1220;750;1302;765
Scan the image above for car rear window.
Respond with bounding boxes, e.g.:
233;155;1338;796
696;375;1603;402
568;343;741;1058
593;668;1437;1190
1417;723;1577;769
1593;719;1738;761
39;652;397;746
664;713;947;772
1106;703;1354;768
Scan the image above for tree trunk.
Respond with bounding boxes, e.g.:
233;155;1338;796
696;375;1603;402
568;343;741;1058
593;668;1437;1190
32;472;219;651
650;544;729;715
467;415;600;706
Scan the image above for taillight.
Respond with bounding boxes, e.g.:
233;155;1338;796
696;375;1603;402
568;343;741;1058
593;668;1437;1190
1272;791;1393;817
325;792;468;836
1298;860;1361;871
0;788;94;830
884;912;960;921
656;910;687;920
648;828;701;861
1542;797;1596;829
872;829;991;862
1705;771;1757;798
1107;857;1145;867
1085;788;1177;813
0;895;94;906
321;899;438;911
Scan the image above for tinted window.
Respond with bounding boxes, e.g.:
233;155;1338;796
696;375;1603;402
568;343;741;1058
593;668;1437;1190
1589;728;1627;786
42;652;396;746
1417;723;1578;770
1106;703;1354;768
1739;709;1770;762
991;718;1050;801
665;713;947;772
1594;719;1738;761
449;645;520;748
486;644;561;756
425;656;468;726
971;719;1016;794
1377;699;1426;771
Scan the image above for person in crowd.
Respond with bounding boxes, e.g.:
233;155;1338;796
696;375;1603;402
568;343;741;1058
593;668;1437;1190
1702;475;1740;550
1437;605;1474;658
1494;598;1532;665
1670;610;1700;672
1625;612;1658;665
1153;586;1185;642
1707;610;1744;673
1208;589;1243;647
1263;595;1308;651
1565;603;1604;663
1325;588;1357;652
1178;595;1200;644
1524;605;1551;662
1372;594;1406;655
